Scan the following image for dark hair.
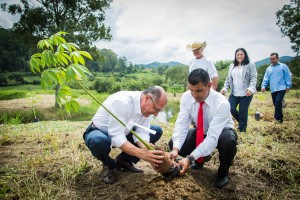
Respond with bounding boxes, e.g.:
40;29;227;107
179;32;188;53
233;48;250;66
270;52;279;58
188;68;210;86
142;86;162;102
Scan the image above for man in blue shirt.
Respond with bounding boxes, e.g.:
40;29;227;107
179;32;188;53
261;53;292;123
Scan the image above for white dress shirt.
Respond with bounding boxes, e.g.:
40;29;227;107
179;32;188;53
231;66;246;96
188;57;218;79
172;89;234;160
92;91;152;148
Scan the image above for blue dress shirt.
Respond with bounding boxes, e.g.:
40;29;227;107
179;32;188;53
261;62;292;93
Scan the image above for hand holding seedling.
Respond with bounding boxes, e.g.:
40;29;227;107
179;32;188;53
178;158;190;175
138;148;165;167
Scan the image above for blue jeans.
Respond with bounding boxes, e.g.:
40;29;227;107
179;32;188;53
229;94;253;131
271;90;286;122
83;124;163;169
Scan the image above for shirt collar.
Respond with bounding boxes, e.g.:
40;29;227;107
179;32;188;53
271;62;280;67
133;92;143;116
191;88;214;107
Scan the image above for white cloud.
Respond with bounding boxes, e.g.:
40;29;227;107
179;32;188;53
0;0;294;64
97;0;295;64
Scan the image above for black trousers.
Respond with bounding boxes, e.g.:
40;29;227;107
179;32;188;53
271;90;286;122
169;128;238;178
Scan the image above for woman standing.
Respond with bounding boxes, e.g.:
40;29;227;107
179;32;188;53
221;48;257;132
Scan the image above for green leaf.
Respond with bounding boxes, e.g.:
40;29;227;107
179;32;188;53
32;53;42;58
30;58;41;73
77;55;85;65
57;35;66;44
59;85;72;97
66;65;76;81
79;51;93;60
56;31;69;36
47;69;60;84
63;43;71;52
68;43;80;50
70;99;79;112
41;71;53;88
56;70;66;85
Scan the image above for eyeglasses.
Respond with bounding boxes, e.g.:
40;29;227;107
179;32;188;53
149;95;162;113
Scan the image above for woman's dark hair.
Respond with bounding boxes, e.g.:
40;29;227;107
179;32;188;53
188;68;210;86
233;48;250;66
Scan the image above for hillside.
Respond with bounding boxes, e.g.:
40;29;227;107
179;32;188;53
138;61;186;69
255;56;294;67
137;56;294;69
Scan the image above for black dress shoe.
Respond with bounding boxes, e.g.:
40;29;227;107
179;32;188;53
115;156;144;173
101;166;117;184
190;155;211;170
215;176;229;188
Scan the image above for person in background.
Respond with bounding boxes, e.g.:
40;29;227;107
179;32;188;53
261;53;292;123
83;86;167;184
168;69;238;189
186;41;218;90
221;48;257;132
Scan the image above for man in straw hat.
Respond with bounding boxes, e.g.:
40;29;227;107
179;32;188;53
186;41;218;90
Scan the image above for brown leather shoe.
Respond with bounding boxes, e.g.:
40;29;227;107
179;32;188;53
101;166;117;184
115;156;144;173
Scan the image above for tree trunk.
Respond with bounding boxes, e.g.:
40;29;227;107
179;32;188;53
55;83;60;107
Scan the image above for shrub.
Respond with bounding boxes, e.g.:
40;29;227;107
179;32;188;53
0;76;8;86
0;90;28;100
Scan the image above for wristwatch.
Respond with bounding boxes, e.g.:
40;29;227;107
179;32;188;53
186;155;195;164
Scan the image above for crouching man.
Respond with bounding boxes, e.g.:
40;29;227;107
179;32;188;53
169;69;238;188
84;86;167;184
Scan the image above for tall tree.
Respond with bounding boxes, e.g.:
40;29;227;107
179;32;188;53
1;0;112;107
276;0;300;55
1;0;112;49
0;27;29;72
165;66;189;90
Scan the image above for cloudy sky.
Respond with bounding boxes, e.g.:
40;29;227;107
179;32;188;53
0;0;295;65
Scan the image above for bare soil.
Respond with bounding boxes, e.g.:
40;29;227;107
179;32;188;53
0;94;91;111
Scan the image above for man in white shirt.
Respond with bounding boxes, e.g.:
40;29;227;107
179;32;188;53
84;86;167;184
168;69;238;188
186;41;219;90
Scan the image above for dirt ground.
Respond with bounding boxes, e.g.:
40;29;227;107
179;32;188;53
0;94;91;111
0;92;300;199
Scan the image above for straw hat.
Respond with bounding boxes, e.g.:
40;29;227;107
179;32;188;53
186;41;207;51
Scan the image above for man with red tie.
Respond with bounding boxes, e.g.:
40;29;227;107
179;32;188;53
168;68;238;188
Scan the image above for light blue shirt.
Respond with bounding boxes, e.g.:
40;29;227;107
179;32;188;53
261;62;292;93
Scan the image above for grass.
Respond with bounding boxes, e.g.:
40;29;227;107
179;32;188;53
0;89;299;199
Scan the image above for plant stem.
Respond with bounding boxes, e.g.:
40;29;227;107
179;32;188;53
76;81;154;150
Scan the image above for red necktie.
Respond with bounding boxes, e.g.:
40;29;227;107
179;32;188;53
196;102;205;164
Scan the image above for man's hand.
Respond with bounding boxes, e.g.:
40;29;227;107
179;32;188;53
221;89;226;95
286;88;290;92
178;158;190;175
245;89;252;96
138;149;164;167
169;147;179;161
261;88;266;93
